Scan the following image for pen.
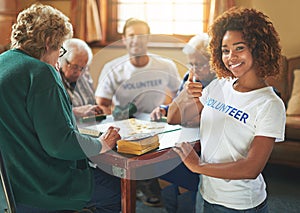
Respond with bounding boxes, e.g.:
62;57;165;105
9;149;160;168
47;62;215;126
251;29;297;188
158;127;181;134
79;114;107;123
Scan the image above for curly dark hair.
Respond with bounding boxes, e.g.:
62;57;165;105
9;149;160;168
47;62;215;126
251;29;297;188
208;7;282;79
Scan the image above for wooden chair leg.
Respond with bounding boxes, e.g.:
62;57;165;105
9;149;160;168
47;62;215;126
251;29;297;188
0;150;16;213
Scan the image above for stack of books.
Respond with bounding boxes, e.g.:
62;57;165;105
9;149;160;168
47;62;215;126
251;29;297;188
117;133;159;155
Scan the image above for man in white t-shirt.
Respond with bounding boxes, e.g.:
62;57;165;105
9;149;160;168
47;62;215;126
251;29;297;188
95;18;181;207
95;18;181;115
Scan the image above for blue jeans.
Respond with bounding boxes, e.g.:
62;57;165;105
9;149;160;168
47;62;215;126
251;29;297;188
203;199;268;213
86;168;121;212
16;168;121;213
161;184;198;213
160;162;201;213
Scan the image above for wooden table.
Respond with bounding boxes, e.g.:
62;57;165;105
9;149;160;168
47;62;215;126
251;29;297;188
83;114;200;213
89;138;200;213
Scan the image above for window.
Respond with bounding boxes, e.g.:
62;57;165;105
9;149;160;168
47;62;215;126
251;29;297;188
107;0;207;43
69;0;235;46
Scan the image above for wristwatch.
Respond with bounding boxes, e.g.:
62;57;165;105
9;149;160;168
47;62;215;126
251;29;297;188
159;104;169;115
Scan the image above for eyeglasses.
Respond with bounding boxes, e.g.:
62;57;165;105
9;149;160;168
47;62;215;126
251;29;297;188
186;63;209;70
59;46;67;57
65;59;86;72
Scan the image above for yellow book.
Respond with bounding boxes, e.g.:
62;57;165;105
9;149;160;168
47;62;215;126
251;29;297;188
117;133;160;155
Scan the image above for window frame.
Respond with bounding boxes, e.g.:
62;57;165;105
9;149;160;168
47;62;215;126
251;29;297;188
98;0;207;47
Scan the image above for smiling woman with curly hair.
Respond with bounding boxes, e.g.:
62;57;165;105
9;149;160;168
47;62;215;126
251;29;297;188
168;7;286;213
209;7;282;79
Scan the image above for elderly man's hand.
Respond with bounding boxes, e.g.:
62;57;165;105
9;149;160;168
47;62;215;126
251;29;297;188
73;104;103;117
150;106;167;121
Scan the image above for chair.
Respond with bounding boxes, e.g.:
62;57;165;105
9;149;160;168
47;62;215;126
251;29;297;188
0;150;16;213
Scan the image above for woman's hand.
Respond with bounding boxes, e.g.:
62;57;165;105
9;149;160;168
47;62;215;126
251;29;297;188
173;142;202;173
185;69;203;100
168;70;203;125
99;126;121;153
171;69;203;108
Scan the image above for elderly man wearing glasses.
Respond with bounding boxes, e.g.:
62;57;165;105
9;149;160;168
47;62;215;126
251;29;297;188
59;38;103;118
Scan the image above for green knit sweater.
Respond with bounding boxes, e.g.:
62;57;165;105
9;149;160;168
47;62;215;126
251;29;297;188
0;49;101;210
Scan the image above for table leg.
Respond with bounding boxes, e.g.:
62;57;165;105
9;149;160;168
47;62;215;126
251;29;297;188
121;178;136;213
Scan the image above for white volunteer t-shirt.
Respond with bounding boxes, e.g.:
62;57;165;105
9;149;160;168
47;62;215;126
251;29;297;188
95;54;181;113
199;78;286;210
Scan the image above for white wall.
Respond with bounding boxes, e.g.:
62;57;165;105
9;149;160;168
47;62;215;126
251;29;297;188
251;0;300;58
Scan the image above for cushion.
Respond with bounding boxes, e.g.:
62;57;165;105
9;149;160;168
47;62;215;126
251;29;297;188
285;116;300;140
286;69;300;115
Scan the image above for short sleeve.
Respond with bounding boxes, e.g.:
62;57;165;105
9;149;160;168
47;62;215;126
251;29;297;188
255;99;286;142
95;63;115;99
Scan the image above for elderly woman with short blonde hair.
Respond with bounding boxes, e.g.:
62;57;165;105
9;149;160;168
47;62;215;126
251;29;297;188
0;3;121;212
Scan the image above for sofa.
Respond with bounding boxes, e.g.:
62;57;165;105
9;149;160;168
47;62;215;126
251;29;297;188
266;56;300;168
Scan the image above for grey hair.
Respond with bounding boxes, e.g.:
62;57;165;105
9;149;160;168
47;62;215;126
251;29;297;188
60;38;93;65
182;33;210;59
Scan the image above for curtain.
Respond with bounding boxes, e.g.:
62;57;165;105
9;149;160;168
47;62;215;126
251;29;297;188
70;0;102;43
203;0;236;32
